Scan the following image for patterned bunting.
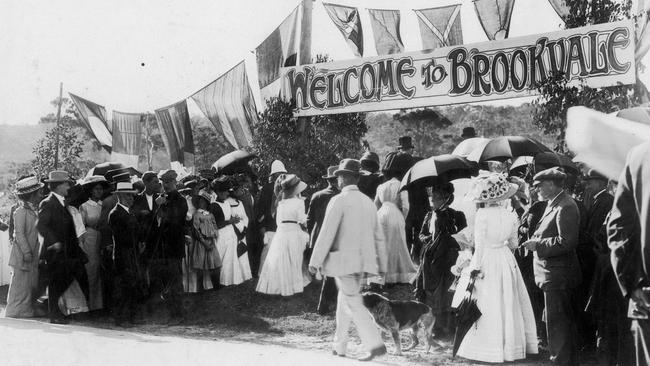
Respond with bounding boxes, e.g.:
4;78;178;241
154;100;195;168
323;3;364;57
111;111;143;168
368;9;404;55
473;0;516;40
414;5;463;50
68;93;112;152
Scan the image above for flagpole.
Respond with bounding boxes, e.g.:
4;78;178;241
146;113;153;171
54;82;63;170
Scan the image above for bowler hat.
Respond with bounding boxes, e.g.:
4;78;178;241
334;159;362;176
533;167;567;185
398;136;414;150
15;176;44;196
461;127;477;138
44;170;73;183
322;166;338;179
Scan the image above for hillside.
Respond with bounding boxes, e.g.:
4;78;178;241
0;124;49;164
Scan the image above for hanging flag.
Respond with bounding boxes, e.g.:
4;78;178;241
636;0;650;63
68;93;112;152
154;100;195;168
414;5;463;50
255;5;301;90
323;3;363;57
473;0;516;40
191;61;257;150
299;0;313;65
111;111;142;168
547;0;570;19
367;9;403;55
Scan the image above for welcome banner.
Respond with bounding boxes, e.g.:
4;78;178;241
281;20;636;117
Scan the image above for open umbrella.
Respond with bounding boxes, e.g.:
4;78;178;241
212;149;257;174
467;136;552;163
451;137;490;157
453;270;482;357
509;152;579;177
86;162;141;178
400;154;479;191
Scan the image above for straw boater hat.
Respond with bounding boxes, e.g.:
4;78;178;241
15;176;44;196
44;170;74;183
280;174;307;197
113;182;138;194
466;172;518;203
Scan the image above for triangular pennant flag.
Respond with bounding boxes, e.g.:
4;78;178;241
414;5;463;50
547;0;570;19
154;100;195;168
473;0;516;40
368;9;404;55
191;61;257;150
256;5;301;89
111;111;142;168
68;93;112;152
323;3;363;57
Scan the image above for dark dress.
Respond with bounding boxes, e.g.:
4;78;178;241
414;207;466;332
357;172;382;199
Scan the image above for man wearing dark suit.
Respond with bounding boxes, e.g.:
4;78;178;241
306;165;339;314
357;152;382;199
607;142;650;366
398;137;427;259
108;182;145;327
523;167;582;366
132;171;161;261
37;170;89;324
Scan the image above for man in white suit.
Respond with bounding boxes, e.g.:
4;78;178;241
309;159;388;362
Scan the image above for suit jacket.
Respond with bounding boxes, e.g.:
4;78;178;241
532;191;582;290
37;193;86;265
256;182;277;232
309;185;387;277
516;201;547;278
99;194;118;248
608;142;650;297
132;191;159;254
584;190;614;252
108;204;139;272
306;186;338;249
154;190;188;260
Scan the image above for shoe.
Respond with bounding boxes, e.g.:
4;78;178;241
357;345;387;361
331;350;345;357
50;317;69;325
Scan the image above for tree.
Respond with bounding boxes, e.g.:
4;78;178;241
392;108;453;157
192;116;233;169
31;123;94;178
532;0;643;152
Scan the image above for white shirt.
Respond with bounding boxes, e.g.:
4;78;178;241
146;194;154;211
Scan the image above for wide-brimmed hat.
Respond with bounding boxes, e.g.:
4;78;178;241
113;182;138;194
322;166;338;179
334;159;362;176
280;174;307;196
82;175;110;189
466;173;518;203
398;136;414;150
270;160;287;175
15;176;44;196
44;170;73;183
360;151;380;172
461;127;477;138
583;169;608;181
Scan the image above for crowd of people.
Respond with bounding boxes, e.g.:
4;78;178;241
2;130;650;366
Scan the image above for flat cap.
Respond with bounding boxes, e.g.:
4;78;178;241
158;169;178;182
533;167;567;184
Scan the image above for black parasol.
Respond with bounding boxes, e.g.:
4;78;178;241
453;270;482;357
467;136;552;163
400;154;479;191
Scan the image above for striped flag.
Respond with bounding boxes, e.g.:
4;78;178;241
154;100;195;168
323;3;363;57
68;93;112;152
368;9;403;55
191;61;257;150
414;5;463;50
256;5;301;90
473;0;516;40
111;111;143;168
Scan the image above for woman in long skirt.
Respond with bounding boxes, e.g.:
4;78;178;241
80;175;110;311
191;191;221;290
5;176;43;318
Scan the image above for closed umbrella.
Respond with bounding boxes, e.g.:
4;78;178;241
467;136;551;163
400;154;479;191
453;270;482;357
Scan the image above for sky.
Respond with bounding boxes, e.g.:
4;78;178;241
0;0;628;126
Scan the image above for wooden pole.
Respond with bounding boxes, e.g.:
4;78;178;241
53;82;63;170
145;113;153;171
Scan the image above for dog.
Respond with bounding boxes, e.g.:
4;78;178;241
361;292;439;355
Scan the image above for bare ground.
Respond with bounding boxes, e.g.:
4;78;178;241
0;281;597;365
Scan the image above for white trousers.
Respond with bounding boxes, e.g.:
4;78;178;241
333;274;384;354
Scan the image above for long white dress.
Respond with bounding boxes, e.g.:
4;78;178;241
453;204;538;363
79;199;103;310
256;197;311;296
215;200;252;286
373;178;416;284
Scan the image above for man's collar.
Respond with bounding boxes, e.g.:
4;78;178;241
341;185;359;192
547;190;564;206
117;202;130;213
593;189;607;200
51;192;65;206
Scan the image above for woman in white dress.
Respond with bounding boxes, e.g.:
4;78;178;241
211;177;252;286
453;172;538;363
256;174;311;296
80;175;110;311
372;152;416;285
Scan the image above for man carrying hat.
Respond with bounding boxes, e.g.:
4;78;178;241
306;165;340;315
108;182;146;327
523;167;581;366
309;159;388;362
37;171;89;324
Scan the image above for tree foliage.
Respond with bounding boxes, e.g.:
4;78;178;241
392;108;453;157
192;117;233;169
31;123;95;179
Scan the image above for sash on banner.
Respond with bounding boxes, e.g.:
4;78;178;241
154;100;195;168
68;93;112;152
473;0;516;40
323;3;363;57
414;5;463;50
368;9;404;55
111;111;143;168
191;61;257;150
